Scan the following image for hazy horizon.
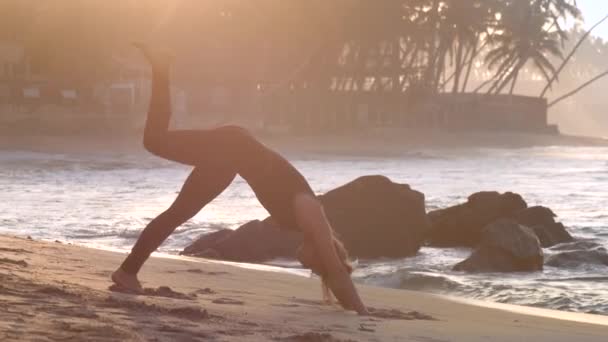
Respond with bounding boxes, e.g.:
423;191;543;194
1;1;607;138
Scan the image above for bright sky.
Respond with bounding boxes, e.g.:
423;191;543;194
576;0;608;38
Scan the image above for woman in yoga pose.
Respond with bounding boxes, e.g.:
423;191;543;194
111;45;368;315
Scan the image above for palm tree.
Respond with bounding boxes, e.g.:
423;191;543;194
438;0;497;93
484;1;564;95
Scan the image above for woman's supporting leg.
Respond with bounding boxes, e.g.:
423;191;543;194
112;46;244;290
114;166;236;289
293;194;368;315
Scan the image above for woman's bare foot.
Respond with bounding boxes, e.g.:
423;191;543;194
132;42;174;69
111;268;143;293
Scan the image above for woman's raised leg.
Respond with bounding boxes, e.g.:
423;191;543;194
135;44;222;166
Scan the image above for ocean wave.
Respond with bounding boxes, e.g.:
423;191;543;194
64;228;141;240
358;266;608;315
545;249;608;268
537;276;608;282
360;270;465;292
0;151;175;173
549;240;604;251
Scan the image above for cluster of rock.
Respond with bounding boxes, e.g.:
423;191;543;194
428;192;572;272
182;175;430;261
182;175;580;273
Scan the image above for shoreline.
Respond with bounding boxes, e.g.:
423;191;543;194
13;235;608;319
1;234;607;341
68;239;608;325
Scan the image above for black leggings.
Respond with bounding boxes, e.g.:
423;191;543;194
120;67;314;275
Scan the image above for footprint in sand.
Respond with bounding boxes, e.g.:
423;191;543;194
54;321;132;339
275;332;356;342
358;323;376;332
411;336;451;342
94;270;113;277
36;285;82;299
108;285;196;300
45;305;99;319
271;303;300;308
289;298;325;306
0;258;28;267
0;247;31;254
103;297;210;320
212;298;245;305
185;268;229;276
143;286;197;300
194;287;216;295
367;307;436;321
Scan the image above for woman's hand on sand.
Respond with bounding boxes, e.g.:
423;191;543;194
324;270;368;315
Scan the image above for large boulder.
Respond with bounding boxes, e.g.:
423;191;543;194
514;206;555;227
181;175;430;261
427;191;527;247
453;219;544;273
320;175;429;258
181;229;233;256
514;206;573;248
181;219;301;262
529;223;573;248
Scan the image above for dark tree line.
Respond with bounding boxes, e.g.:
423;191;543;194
4;0;607;103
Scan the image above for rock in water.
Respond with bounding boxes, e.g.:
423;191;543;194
453;219;544;273
182;175;430;261
514;206;573;248
529;222;574;248
181;229;234;256
427;191;527;247
183;219;302;262
514;206;556;226
320;175;429;258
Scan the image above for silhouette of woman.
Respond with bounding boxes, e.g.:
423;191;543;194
111;44;368;315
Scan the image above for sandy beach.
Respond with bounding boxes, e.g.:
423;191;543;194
1;234;607;341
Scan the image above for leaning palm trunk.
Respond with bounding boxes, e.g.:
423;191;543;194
473;78;495;93
540;14;608;98
509;70;520;96
462;41;480;93
494;59;527;95
485;55;519;94
451;42;466;93
548;69;608;108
